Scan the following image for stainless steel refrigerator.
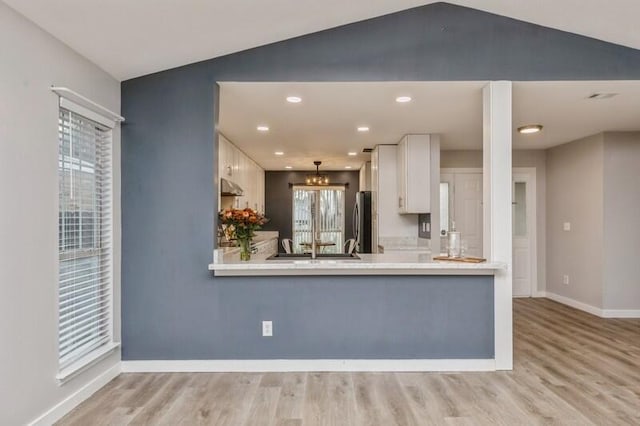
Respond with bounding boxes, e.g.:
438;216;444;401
353;191;372;253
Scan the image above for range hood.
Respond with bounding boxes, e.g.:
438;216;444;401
220;177;244;196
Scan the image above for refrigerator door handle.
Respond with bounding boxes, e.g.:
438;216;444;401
353;199;359;242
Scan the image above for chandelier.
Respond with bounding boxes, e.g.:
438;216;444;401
305;161;329;186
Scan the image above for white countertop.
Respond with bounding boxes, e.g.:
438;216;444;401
217;231;279;255
209;253;506;276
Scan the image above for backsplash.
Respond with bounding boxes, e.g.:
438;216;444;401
378;236;430;250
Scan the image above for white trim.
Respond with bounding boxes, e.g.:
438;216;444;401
545;292;603;317
601;309;640;318
29;363;121;426
51;86;124;123
513;167;537;297
56;342;120;383
546;292;640;318
121;359;496;373
545;292;603;316
483;81;513;371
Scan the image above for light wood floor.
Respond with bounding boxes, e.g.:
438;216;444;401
58;299;640;425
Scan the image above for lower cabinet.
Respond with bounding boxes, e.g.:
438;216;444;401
253;238;278;258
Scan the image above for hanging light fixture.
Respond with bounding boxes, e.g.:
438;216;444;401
305;161;329;186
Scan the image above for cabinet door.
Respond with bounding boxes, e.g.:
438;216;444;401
396;136;408;213
232;144;241;183
398;134;431;214
219;135;233;179
370;148;379;252
247;160;258;210
257;168;265;213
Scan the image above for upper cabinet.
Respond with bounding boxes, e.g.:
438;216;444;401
396;134;440;214
359;161;372;192
218;133;265;212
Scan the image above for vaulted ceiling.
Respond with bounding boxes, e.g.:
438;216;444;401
4;0;640;80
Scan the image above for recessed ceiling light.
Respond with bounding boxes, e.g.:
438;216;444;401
348;152;358;156
395;96;412;103
286;96;302;103
517;124;543;134
256;125;269;132
274;151;284;156
345;166;352;169
285;166;292;169
357;126;370;132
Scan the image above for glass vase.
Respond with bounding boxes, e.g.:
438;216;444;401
238;237;252;261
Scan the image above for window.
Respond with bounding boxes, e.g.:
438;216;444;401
58;106;113;373
292;186;345;254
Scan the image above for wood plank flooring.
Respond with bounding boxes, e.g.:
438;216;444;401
57;299;640;425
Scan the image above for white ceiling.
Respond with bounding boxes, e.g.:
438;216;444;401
219;81;640;170
4;0;640;80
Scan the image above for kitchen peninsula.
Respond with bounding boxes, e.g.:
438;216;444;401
208;252;505;370
209;252;505;276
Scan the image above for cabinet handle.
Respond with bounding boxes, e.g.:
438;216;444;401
226;165;232;176
398;197;403;208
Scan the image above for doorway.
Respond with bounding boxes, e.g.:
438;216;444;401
440;169;483;257
291;186;345;254
441;167;537;296
512;168;537;297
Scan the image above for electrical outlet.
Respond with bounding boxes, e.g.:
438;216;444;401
262;320;273;337
563;275;570;285
563;222;571;231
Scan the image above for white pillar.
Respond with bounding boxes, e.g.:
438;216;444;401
483;81;513;370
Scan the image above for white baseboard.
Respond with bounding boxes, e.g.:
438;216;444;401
532;291;547;298
545;292;603;316
121;359;496;373
601;309;640;318
29;363;121;426
545;292;640;318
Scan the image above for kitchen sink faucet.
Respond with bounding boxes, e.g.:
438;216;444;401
310;190;318;259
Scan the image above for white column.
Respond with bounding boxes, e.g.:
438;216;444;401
483;81;513;370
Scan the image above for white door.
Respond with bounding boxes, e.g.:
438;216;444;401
442;168;537;297
453;173;483;257
512;172;535;297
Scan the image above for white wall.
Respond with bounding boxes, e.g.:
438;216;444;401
0;4;121;424
603;132;640;311
441;150;547;294
546;134;604;308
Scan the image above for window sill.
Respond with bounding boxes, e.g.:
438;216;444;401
56;342;120;384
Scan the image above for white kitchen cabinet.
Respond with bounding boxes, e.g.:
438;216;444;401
359;161;371;191
371;145;418;251
253;238;278;258
219;134;234;179
257;169;265;213
370;149;379;252
218;133;265;211
246;160;258;210
397;134;435;214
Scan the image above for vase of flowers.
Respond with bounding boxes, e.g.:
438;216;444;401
218;208;268;261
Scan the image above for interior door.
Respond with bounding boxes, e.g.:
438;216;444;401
512;175;532;297
453;173;483;257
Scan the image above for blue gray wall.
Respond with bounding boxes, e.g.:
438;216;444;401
121;2;640;360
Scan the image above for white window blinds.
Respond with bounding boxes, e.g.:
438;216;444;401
58;107;113;370
292;187;345;254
